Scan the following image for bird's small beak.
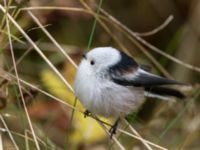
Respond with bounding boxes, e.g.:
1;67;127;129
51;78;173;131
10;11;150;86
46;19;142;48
82;54;87;59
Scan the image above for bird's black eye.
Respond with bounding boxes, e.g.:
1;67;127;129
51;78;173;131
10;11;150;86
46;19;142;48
90;60;95;65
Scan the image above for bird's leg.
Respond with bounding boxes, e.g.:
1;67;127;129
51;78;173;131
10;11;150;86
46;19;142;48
109;118;120;139
84;109;91;118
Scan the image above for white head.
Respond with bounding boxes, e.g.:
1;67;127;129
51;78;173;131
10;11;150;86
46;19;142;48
81;47;121;73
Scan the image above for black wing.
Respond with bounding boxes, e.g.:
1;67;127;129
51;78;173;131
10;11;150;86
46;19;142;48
109;51;185;99
111;68;183;87
109;52;183;87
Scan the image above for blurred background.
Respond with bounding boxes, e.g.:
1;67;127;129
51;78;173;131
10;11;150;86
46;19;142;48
0;0;200;149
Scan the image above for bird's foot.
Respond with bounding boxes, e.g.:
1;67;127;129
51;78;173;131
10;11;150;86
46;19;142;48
109;118;120;139
109;125;117;139
84;110;91;118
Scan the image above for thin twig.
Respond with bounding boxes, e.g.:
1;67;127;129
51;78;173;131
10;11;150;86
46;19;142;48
25;130;30;150
27;10;78;69
123;120;152;149
122;118;153;150
0;129;3;150
0;29;25;44
134;15;174;37
20;6;88;13
0;115;19;150
118;128;168;150
4;5;90;15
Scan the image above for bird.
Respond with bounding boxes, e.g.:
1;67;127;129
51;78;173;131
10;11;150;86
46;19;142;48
74;47;185;138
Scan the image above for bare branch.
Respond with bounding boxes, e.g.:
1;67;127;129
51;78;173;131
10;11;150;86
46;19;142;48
135;15;174;37
122;118;153;150
27;11;78;69
0;115;19;150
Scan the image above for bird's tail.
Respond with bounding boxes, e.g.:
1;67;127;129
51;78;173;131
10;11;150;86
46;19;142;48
144;86;185;100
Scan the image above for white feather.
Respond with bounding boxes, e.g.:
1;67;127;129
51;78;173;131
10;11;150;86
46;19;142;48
144;92;175;101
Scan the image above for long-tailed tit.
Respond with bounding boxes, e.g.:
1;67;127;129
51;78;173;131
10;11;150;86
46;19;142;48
74;47;185;137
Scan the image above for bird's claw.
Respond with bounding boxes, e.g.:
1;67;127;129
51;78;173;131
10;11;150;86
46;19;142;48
109;118;120;139
109;125;117;139
84;110;91;118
